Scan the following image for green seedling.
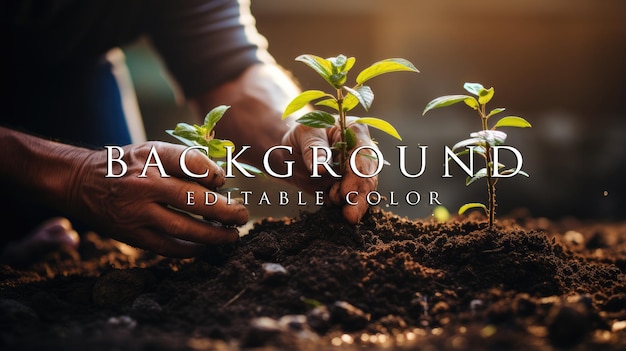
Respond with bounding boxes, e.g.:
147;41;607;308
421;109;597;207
166;105;263;178
282;54;418;174
423;82;531;229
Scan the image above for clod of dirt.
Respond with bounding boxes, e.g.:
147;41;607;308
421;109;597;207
547;300;594;348
331;301;371;331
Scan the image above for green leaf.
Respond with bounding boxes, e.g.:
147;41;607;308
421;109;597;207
466;167;487;185
498;169;530;177
283;90;330;119
332;141;345;149
301;297;323;309
329;54;348;70
329;55;356;75
470;130;507;146
487;108;506;117
239;163;265;177
463;82;485;96
464;97;479;110
354;117;402;140
344;85;374;111
315;98;339;112
356;58;418;85
358;151;387;165
452;138;483;151
166;129;201;148
458;203;487;215
491;161;506;170
168;123;215;147
343;56;356;72
478;87;494;105
203;105;230;132
208;139;235;159
452;145;486;159
171;123;200;141
423;95;475;115
345;128;357;150
296;111;336;128
296;54;334;87
329;72;348;88
492;116;532;129
342;94;359;112
316;94;359;113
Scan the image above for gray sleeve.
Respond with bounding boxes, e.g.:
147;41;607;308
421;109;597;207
146;0;274;98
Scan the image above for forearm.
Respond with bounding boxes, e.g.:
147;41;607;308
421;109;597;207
189;63;302;167
0;127;88;213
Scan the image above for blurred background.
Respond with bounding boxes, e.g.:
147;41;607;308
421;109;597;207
122;0;626;221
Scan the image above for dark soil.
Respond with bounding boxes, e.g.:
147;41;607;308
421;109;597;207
1;207;625;350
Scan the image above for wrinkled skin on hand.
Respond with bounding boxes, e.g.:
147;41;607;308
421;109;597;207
67;141;246;257
282;120;379;225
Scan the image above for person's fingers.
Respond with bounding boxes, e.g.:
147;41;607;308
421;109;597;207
328;181;342;206
145;142;226;190
342;190;370;225
40;217;80;248
326;122;380;224
155;177;249;226
344;161;379;224
151;201;243;244
343;205;362;225
288;124;331;173
69;142;245;258
108;142;225;189
124;226;208;258
328;174;376;225
139;203;241;246
0;217;80;265
176;146;226;189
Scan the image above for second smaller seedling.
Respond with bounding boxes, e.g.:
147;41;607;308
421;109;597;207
166;105;263;177
423;82;531;229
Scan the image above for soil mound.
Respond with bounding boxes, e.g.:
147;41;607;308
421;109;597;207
1;207;625;350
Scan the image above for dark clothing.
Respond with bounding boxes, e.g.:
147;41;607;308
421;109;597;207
3;0;267;97
1;0;268;146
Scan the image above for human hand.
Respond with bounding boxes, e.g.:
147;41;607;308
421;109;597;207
66;141;247;257
282;120;379;224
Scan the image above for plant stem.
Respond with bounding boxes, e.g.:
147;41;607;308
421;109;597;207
485;148;496;229
480;106;495;229
488;178;496;229
336;88;347;174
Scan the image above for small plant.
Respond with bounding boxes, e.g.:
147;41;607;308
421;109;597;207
166;105;262;177
423;82;531;229
282;54;418;174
